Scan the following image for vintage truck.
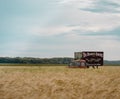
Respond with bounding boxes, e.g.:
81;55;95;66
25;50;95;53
68;51;104;68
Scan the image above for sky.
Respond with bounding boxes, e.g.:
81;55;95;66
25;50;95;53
0;0;120;60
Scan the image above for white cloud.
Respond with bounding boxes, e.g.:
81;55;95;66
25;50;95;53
25;0;120;36
109;0;120;5
8;0;120;37
29;12;120;36
58;0;95;9
30;26;74;36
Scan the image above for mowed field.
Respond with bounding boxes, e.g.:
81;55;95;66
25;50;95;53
0;66;120;99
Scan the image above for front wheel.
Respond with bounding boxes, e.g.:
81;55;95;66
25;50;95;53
87;66;89;68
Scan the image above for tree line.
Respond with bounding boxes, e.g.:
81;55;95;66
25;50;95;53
104;60;120;66
0;57;73;64
0;57;120;66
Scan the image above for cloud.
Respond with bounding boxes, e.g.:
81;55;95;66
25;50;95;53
25;0;120;37
58;0;95;9
2;0;120;37
80;0;120;13
28;11;120;36
29;26;74;36
57;0;120;13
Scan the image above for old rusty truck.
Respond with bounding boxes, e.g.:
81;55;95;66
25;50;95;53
68;51;104;68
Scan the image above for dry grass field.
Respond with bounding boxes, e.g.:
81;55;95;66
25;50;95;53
0;66;120;99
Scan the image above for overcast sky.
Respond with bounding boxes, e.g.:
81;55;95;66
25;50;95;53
0;0;120;60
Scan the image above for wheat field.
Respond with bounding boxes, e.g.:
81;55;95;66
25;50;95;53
0;66;120;99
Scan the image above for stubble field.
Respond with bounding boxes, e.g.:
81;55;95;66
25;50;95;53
0;66;120;99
